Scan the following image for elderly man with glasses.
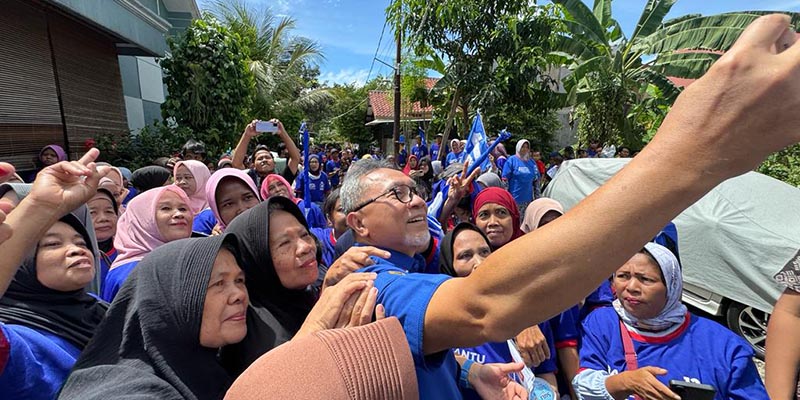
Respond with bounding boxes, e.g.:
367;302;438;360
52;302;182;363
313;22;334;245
338;15;800;399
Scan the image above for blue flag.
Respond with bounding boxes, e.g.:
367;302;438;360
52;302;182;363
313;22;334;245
464;112;490;171
300;122;311;211
418;127;427;148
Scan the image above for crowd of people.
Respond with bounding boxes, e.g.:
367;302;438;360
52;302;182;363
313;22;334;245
1;14;800;400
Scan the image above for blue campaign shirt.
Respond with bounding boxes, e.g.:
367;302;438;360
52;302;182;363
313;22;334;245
0;324;81;400
579;307;768;400
102;260;139;302
295;172;331;203
501;155;540;204
192;208;217;236
325;160;341;187
495;156;507;173
412;144;429;159
430;143;441;160
581;280;614;320
398;148;408;167
299;202;327;229
356;247;462;399
99;248;118;293
444;151;464;169
455;321;557;400
311;227;337;268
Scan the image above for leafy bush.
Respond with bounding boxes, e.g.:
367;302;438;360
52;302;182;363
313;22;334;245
758;144;800;187
94;124;193;170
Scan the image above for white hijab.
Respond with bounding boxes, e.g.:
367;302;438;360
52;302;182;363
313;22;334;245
515;139;530;161
613;242;687;331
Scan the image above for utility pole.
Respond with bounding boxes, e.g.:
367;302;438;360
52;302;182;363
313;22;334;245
393;29;401;161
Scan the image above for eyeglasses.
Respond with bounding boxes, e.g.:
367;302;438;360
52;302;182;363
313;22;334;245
350;184;418;213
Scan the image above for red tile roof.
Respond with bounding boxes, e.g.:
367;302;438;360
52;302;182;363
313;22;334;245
366;78;438;120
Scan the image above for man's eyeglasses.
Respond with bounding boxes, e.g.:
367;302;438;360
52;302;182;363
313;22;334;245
350;185;418;213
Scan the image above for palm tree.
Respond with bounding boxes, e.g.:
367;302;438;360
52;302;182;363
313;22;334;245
209;0;332;118
552;0;799;146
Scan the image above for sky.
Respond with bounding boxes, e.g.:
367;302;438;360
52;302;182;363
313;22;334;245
197;0;800;86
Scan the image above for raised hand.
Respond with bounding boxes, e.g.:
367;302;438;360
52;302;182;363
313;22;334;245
655;14;800;178
514;325;550;368
470;361;528;400
28;148;108;217
295;272;377;338
447;161;481;201
322;246;390;289
243;120;259;139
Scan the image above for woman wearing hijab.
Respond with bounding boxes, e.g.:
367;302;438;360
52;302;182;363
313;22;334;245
261;174;326;229
501;139;540;217
471;187;559;390
117;167;137;205
573;243;768;400
195;169;261;236
130;165;172;192
222;196;379;375
0;213;108;400
87;188;119;287
412;156;434;201
99;167;129;210
24;144;68;182
294;154;330;208
59;234;249;400
173;160;212;214
102;186;193;302
492;142;509;172
403;154;420;176
439;222;550;399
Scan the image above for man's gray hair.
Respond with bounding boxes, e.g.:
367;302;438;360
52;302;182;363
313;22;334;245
340;158;396;213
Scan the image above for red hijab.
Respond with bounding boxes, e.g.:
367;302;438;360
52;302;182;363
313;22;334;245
403;154;419;176
472;187;524;244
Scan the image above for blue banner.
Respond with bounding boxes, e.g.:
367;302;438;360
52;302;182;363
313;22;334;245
300;122;311;211
464;112;490;171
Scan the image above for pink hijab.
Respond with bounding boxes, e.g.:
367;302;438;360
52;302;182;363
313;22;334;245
520;198;564;233
205;169;260;230
260;174;301;205
110;186;192;270
174;160;211;214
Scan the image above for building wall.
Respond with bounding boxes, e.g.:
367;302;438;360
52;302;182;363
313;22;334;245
0;0;128;170
119;56;166;132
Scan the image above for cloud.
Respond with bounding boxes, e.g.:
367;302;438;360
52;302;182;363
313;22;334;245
320;68;371;85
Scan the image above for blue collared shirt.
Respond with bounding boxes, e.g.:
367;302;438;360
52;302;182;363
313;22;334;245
355;245;461;399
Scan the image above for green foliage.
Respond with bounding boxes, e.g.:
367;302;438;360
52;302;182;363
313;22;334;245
484;107;561;152
93;124;194;170
759;145;800;187
159;14;254;155
329;78;391;146
551;0;799;147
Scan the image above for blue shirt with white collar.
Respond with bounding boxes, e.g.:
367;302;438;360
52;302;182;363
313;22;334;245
356;245;461;399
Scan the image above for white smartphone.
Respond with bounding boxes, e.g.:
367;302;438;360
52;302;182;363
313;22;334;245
255;120;279;134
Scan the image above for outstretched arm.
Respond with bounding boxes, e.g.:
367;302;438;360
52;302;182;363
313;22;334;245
424;14;800;353
276;120;301;175
232;120;258;170
0;149;107;297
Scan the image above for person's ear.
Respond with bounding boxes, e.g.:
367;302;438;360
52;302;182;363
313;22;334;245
346;212;368;238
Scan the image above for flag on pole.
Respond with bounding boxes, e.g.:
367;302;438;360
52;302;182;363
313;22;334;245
300;122;311;211
418;126;427;148
464;111;490;171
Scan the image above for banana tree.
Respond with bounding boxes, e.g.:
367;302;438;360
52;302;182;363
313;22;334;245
552;0;800;146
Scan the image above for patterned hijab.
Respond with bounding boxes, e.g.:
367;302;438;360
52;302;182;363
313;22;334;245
613;242;688;331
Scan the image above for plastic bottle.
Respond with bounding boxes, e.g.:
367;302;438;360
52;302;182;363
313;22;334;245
530;376;556;400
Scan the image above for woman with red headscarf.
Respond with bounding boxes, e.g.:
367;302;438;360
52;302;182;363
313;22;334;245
402;154;419;176
260;174;326;229
471;187;559;394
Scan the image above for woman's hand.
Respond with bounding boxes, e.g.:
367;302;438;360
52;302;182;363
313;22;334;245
28;148;108;217
470;361;528;400
446;161;480;201
515;325;550;368
322;246;390;289
606;367;680;400
296;272;378;338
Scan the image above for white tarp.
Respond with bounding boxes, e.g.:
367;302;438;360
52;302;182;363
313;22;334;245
544;158;800;313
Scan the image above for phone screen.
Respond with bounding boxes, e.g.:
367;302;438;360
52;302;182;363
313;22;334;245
255;121;278;133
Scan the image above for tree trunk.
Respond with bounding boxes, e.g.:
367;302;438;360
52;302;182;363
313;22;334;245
438;86;461;162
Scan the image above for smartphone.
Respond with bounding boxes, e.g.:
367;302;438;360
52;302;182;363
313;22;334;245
255;120;279;134
669;380;716;400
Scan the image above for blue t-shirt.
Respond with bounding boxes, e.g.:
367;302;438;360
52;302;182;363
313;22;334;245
495;156;507;173
412;144;429;159
581;280;614;320
501;155;540;204
0;324;81;400
579;307;767;400
102;260;139;302
324;160;341;188
444;151;464;169
294;172;331;203
99;249;118;293
454;321;557;400
299;202;327;229
192;208;217;236
430;143;441;160
357;247;461;399
398;148;408;167
311;227;337;268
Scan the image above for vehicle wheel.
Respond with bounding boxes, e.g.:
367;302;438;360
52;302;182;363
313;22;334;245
726;301;768;359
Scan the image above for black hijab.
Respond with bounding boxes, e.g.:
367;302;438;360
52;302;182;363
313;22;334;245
0;213;108;349
130;166;172;192
59;234;243;400
222;196;319;375
93;188;119;254
439;222;492;277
